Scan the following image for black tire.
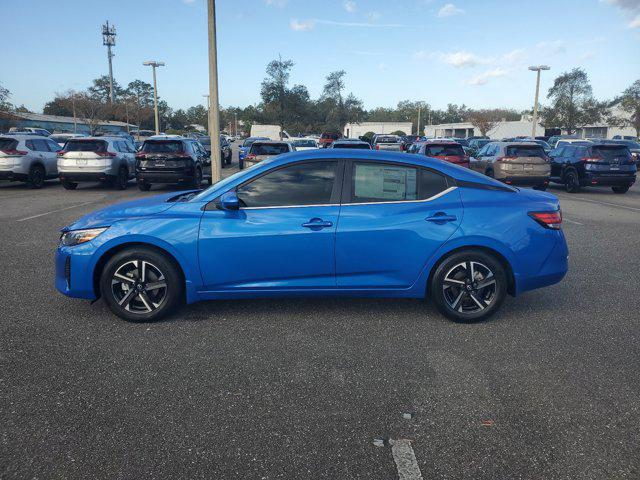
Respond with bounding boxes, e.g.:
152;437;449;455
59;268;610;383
138;181;151;191
486;168;494;178
612;185;630;194
192;166;203;188
99;247;183;322
533;184;547;191
430;249;508;323
27;164;45;189
239;158;244;170
62;180;78;190
563;168;580;193
225;152;232;165
207;176;213;185
114;167;129;190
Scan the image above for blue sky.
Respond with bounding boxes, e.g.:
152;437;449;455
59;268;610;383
1;0;639;112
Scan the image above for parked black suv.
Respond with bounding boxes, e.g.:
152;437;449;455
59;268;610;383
549;142;637;193
135;137;210;191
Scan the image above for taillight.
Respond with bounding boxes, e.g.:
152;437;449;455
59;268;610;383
400;144;406;151
246;153;256;160
1;149;28;156
581;156;603;163
96;151;117;157
375;144;380;150
135;153;146;160
496;156;517;162
57;151;67;157
529;211;562;230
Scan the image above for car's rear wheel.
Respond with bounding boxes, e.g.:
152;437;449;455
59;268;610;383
100;248;183;322
612;185;630;194
192;166;203;188
430;249;507;323
564;168;580;193
138;181;151;191
62;180;78;190
114;167;129;190
27;164;45;189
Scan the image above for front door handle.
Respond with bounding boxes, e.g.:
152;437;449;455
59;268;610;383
426;213;457;223
302;218;333;230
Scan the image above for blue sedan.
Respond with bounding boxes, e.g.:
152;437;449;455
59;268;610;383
55;150;568;323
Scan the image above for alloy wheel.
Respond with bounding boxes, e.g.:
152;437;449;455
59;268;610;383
111;260;168;314
442;261;497;314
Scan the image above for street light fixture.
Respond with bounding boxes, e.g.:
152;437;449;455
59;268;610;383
143;61;165;135
529;65;550;138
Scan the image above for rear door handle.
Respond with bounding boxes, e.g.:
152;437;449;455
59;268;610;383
302;218;333;230
426;213;457;223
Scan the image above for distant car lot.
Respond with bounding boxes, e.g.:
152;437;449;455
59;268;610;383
1;135;640;477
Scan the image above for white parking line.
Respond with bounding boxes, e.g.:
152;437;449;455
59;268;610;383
16;201;97;222
390;439;424;480
556;194;640;212
563;218;584;225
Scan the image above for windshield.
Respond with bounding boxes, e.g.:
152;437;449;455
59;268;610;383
424;145;464;156
592;146;631;160
375;136;399;143
333;142;370;149
243;138;265;147
293;139;316;147
64;140;108;152
141;140;184;153
321;132;340;140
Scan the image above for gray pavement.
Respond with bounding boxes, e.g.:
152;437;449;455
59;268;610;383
1;148;639;479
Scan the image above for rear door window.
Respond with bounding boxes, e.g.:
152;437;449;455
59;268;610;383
65;140;108;153
505;145;546;158
32;139;50;151
424;145;464;156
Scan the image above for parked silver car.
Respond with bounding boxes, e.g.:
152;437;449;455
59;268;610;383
0;134;61;188
57;137;136;190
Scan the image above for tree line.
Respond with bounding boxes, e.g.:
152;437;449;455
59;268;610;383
1;60;638;137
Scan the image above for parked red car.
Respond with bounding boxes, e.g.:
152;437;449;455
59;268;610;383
319;131;342;148
414;140;470;168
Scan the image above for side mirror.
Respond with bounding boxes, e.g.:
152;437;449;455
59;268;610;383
219;190;239;211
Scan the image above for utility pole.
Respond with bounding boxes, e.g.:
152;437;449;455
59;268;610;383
203;94;210;134
529;65;550;138
143;61;165;135
207;0;222;183
102;21;116;103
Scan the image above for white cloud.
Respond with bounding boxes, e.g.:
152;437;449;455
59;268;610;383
579;50;597;60
265;0;287;6
502;49;525;64
366;11;381;21
437;3;465;17
536;40;566;55
343;1;357;13
629;14;640;27
290;18;314;31
466;68;508;86
314;19;405;27
600;0;640;11
439;51;487;68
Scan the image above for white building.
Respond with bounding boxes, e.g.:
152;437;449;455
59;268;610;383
344;122;413;138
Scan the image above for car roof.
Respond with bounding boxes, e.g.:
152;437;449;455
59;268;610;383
1;133;49;140
252;140;289;145
421;139;461;145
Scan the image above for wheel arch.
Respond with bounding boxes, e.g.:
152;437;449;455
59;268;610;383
92;242;187;302
426;245;516;297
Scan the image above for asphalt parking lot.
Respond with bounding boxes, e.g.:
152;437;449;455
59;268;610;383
1;145;639;479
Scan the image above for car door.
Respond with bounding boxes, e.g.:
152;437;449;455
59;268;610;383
32;138;57;176
198;160;342;291
335;160;462;289
470;143;489;173
549;146;564;179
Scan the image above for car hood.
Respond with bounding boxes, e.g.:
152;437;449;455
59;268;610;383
63;191;191;230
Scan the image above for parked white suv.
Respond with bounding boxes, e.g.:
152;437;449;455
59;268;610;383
0;134;61;188
57;137;136;190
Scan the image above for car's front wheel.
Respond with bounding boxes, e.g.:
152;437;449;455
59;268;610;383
611;185;630;194
100;247;183;322
430;249;508;323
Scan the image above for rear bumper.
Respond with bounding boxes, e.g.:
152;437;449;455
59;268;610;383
581;172;635;187
136;167;195;184
59;172;117;182
500;176;549;186
516;231;569;295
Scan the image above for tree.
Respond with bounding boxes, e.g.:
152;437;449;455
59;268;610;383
121;80;155;130
467;109;501;136
261;58;295;129
0;82;11;111
88;75;124;102
320;70;363;131
541;68;606;134
610;79;640;136
53;91;110;134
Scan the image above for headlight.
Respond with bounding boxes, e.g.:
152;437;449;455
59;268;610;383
60;227;108;247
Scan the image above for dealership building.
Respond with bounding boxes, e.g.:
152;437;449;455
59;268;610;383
344;121;414;138
0;112;136;135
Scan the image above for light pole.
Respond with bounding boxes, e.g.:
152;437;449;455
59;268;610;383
143;61;165;135
207;0;222;183
102;21;116;104
529;65;550;138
